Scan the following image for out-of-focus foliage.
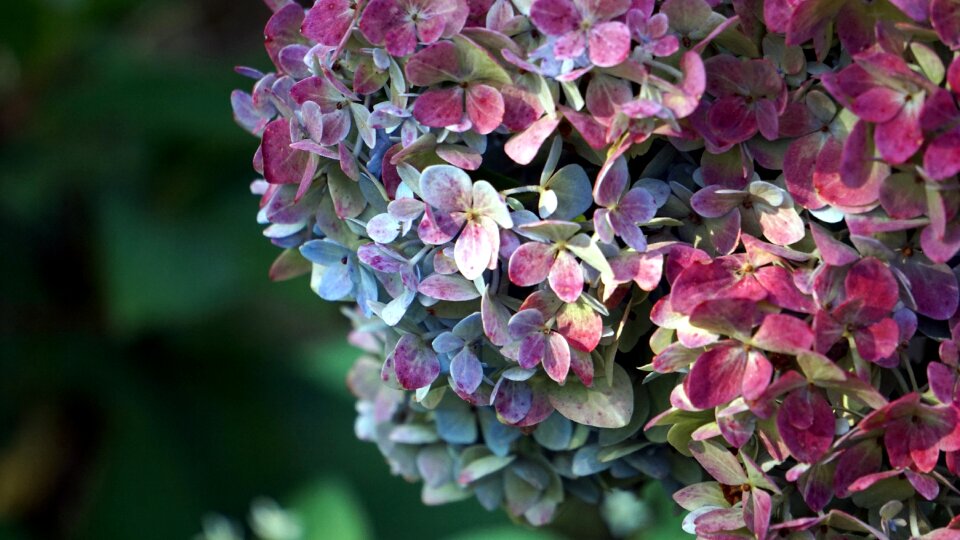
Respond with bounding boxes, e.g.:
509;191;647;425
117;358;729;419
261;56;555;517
0;1;684;538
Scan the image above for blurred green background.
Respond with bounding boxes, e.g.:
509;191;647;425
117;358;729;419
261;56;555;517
0;2;684;539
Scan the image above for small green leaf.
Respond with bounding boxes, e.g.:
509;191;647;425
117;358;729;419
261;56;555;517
546;364;634;428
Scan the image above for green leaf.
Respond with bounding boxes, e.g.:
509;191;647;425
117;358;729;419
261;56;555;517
546;364;634;428
566;233;614;279
454;35;511;85
458;454;516;485
688;440;748;485
911;42;945;85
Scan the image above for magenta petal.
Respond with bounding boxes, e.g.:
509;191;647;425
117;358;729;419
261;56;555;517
482;290;512;346
755;266;817;314
748;489;772;540
262;118;309;185
708;96;758;144
845;258;899;318
690;185;744;218
450;348;483;394
875;99;924;164
456;220;494;280
932;0;960;50
570;348;594;387
742;350;772;401
924;131;960;181
853;318;900;362
302;0;355;46
508;242;555;286
905;470;939;501
810;222;860;266
413;87;465;128
755;99;780;141
587;22;630;67
784;133;828;210
393;334;441;390
420;164;473;213
548;250;583;303
928;362;959;405
753;314;814;354
834;440;883;497
466;84;504;135
529;0;581;35
543;332;571;382
358;0;400;45
850;87;904;123
684;342;747;409
777;388;834;463
688;298;758;339
418;206;464;245
553;30;587;60
383;19;421;55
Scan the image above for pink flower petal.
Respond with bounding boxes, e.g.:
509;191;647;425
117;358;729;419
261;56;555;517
466;84;504;135
853;318;900;362
504;115;561;165
418;205;464;244
556;300;602;352
508;242;555;286
810;222;860;266
554;29;587;60
875;98;924;164
548;250;584;303
845;258;899;318
413;87;465;128
753;314;814;354
455;219;494;280
924;131;960;181
690;185;745;218
529;0;581;35
420;164;473;213
587;21;630;67
707;96;758;144
849;87;904;123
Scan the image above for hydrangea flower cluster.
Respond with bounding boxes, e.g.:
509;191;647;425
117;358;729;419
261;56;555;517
234;0;960;536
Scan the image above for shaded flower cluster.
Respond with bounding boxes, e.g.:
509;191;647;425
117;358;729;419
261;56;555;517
235;0;960;536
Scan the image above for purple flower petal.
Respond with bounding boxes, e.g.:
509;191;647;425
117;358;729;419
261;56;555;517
418;273;481;300
393;334;441;389
777;387;834;463
451;347;484;394
494;379;533;423
753;314;814;354
543;332;571;382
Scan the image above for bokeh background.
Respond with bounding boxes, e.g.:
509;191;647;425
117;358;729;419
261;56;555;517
0;2;684;539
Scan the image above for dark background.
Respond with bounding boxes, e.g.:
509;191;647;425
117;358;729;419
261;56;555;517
0;2;686;539
0;1;554;538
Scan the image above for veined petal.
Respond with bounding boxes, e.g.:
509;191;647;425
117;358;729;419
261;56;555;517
548;249;584;302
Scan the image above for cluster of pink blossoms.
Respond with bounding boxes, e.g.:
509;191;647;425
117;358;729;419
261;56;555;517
235;0;960;536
